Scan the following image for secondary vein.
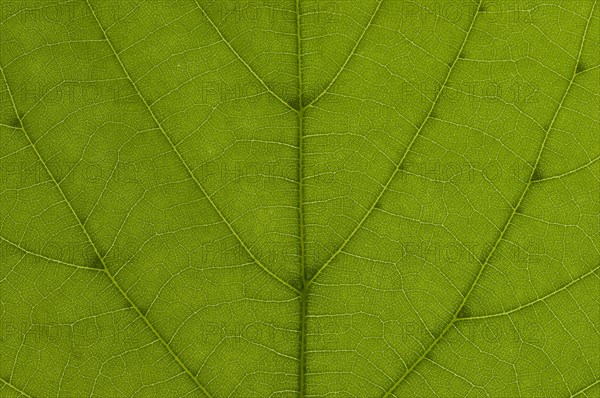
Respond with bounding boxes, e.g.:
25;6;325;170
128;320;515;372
1;53;213;398
0;234;102;272
84;0;299;296
193;0;298;113
382;1;597;395
304;0;385;110
308;0;483;289
456;263;600;321
0;377;33;398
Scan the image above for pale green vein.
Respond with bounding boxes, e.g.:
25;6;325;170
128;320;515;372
1;55;212;398
85;0;300;297
571;379;600;397
456;263;600;321
382;2;597;396
304;0;385;109
0;235;102;272
575;63;600;76
533;154;600;183
307;0;483;289
295;0;309;395
0;377;33;398
192;0;297;113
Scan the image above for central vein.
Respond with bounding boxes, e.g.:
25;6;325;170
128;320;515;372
295;0;309;396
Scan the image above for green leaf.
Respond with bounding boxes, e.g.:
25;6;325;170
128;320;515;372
1;0;599;397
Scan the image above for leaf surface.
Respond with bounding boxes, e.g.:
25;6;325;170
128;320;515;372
0;0;599;397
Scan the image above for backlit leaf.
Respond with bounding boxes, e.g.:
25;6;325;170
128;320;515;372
1;1;599;397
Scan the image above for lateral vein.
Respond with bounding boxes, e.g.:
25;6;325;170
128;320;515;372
382;1;597;395
1;55;213;398
193;0;298;113
84;0;299;296
0;377;33;398
309;0;483;288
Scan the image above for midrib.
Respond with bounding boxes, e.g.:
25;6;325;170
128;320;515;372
295;0;309;396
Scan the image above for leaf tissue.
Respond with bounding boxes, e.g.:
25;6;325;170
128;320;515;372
0;0;599;397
